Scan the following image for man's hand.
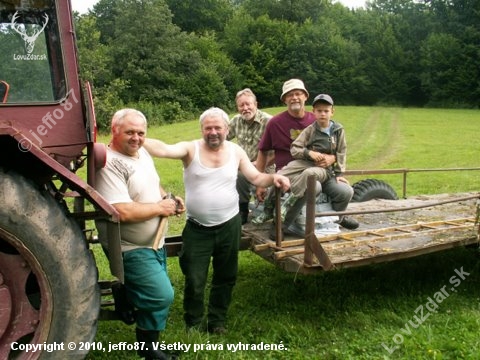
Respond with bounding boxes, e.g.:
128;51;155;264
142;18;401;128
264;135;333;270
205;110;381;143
159;193;185;217
336;176;350;185
173;195;186;215
255;186;268;202
158;198;179;217
272;174;290;192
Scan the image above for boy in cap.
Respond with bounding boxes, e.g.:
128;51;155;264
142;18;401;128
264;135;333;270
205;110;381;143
278;94;359;230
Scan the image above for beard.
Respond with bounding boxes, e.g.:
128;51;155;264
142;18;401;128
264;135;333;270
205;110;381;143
242;111;255;121
206;134;223;149
290;103;302;112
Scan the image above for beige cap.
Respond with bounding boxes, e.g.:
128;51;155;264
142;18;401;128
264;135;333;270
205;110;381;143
280;79;309;101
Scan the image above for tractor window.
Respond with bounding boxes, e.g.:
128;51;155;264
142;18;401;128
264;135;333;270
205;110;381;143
0;0;65;104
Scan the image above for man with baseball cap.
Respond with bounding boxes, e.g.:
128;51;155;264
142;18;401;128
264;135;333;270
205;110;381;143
254;79;334;238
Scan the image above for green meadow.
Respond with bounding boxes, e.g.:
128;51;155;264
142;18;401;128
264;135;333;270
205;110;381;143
87;106;480;359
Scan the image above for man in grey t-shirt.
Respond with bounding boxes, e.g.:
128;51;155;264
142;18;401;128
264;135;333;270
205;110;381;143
96;108;185;360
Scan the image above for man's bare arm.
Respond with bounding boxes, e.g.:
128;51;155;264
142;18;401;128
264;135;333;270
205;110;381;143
113;199;179;223
143;138;190;159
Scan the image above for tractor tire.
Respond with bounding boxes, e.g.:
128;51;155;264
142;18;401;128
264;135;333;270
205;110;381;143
352;178;398;202
0;169;99;360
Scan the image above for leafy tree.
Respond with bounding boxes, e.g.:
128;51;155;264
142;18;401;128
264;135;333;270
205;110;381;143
79;0;244;124
293;18;369;105
236;0;330;24
420;33;475;107
346;9;409;105
222;12;297;106
72;0;480;111
74;14;110;88
89;0;119;43
165;0;234;33
425;0;480;105
186;33;244;108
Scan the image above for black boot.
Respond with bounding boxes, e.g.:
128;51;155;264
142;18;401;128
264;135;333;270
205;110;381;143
111;281;136;325
239;202;249;225
135;328;169;360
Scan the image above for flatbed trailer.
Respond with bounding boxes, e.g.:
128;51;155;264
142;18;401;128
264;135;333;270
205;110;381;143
241;176;480;275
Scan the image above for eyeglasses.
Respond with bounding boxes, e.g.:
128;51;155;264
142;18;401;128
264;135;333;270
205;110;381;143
285;91;305;98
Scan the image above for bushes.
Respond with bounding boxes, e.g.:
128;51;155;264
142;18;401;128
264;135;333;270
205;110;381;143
94;95;195;133
132;101;194;127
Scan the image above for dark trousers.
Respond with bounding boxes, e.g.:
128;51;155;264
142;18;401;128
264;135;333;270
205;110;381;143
179;214;241;329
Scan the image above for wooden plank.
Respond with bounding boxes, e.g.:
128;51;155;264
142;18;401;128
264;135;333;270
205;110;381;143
331;232;479;269
302;234;479;271
322;219;475;251
304;232;333;270
271;220;476;261
241;193;480;274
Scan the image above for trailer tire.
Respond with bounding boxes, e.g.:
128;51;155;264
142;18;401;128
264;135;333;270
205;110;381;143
0;169;99;360
352;178;398;202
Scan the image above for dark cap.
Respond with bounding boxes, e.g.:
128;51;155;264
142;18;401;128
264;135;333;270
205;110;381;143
312;94;334;106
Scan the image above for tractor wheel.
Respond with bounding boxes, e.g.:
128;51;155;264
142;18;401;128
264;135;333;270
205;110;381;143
0;169;99;360
352;178;398;202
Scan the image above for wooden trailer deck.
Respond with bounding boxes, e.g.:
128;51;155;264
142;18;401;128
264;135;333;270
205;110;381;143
241;188;480;275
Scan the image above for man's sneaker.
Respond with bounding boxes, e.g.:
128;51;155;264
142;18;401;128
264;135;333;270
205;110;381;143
269;223;305;241
279;193;298;222
338;216;359;230
284;223;305;237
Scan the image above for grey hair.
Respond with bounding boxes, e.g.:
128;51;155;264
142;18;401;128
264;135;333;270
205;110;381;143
111;108;147;131
199;107;229;126
235;88;257;102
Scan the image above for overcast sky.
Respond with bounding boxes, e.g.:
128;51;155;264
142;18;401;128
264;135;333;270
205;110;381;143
71;0;366;14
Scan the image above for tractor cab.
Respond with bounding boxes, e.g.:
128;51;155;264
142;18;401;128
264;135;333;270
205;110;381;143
0;0;67;105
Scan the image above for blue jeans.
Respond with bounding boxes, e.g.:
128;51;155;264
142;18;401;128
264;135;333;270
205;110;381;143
123;247;174;331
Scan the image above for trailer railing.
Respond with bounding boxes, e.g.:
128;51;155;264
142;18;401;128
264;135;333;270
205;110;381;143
272;167;480;269
344;167;480;199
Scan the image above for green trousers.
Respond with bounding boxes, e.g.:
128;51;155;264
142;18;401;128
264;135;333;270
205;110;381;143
123;247;174;331
179;214;241;329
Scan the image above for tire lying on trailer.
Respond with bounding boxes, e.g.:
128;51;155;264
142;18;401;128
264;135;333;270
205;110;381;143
0;169;99;360
351;178;398;202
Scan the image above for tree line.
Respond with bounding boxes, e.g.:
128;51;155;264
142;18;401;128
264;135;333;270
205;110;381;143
74;0;480;130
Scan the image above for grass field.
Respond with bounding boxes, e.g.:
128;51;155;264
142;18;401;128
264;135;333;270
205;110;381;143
87;106;480;359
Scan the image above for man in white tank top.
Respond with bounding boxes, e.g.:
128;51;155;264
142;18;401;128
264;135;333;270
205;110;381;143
144;107;290;334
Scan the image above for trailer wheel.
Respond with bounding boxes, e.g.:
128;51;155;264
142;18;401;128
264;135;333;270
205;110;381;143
352;178;398;202
0;169;99;360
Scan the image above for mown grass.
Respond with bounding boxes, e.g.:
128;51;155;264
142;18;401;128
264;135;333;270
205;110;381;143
87;106;480;359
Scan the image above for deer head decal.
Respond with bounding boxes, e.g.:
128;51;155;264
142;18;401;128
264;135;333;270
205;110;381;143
11;11;49;54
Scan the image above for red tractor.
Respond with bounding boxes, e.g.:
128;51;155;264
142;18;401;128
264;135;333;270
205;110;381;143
0;1;123;358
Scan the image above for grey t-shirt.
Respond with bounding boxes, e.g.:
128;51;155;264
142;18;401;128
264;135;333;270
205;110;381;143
95;147;164;251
